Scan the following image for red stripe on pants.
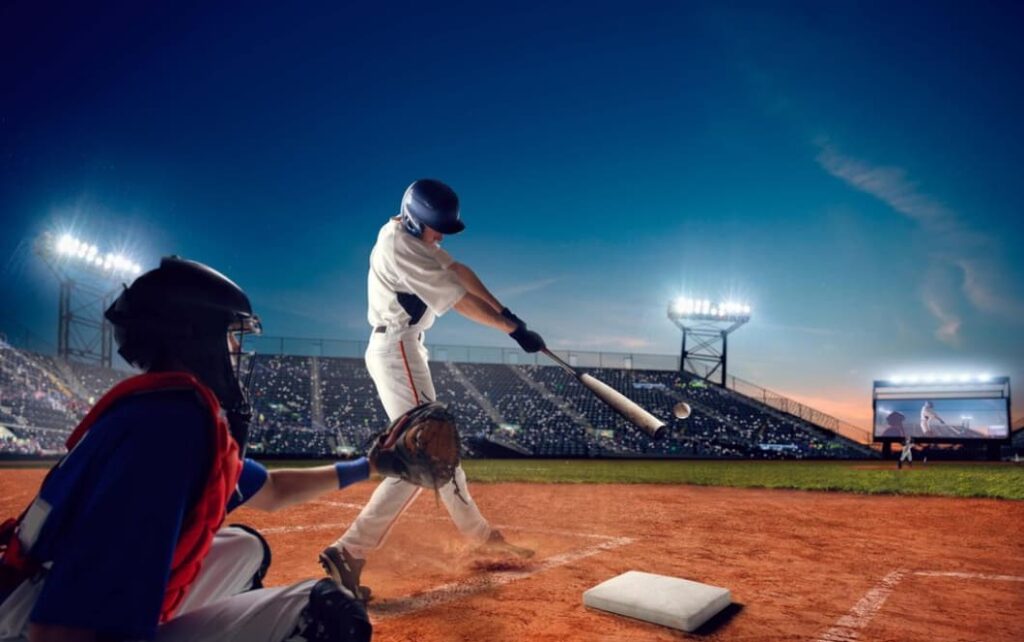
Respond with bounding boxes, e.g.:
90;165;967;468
399;340;420;405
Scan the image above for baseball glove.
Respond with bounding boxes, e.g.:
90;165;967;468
369;402;460;490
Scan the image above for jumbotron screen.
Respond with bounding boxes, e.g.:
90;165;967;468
873;377;1011;440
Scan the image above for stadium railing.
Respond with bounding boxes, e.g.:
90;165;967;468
246;335;681;371
725;375;871;445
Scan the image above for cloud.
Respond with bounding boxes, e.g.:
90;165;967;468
919;265;964;347
758;321;839;337
816;143;960;233
957;258;1024;317
815;140;1022;344
922;292;962;346
556;334;654;351
497;277;560;299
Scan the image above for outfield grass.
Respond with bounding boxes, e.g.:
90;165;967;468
459;459;1024;500
8;458;1020;500
255;459;1024;501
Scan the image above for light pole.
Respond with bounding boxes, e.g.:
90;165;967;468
667;297;751;386
35;231;143;367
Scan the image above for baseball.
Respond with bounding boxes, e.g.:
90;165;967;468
672;401;691;419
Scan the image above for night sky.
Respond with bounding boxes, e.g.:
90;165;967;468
2;1;1022;428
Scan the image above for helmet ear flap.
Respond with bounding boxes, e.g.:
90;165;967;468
401;211;424;238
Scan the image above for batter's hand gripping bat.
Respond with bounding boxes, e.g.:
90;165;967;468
542;349;667;439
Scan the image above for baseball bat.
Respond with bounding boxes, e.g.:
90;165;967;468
542;349;667;439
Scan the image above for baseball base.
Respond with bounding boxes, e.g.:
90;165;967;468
583;570;730;632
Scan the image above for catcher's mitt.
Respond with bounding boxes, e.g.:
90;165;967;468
369;402;460;490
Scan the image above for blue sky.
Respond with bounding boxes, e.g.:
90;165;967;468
2;1;1022;427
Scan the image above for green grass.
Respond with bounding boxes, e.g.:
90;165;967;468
458;459;1024;500
258;459;1024;500
11;458;1020;500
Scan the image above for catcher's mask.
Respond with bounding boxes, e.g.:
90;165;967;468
105;256;262;456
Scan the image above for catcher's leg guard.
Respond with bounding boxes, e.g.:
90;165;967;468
289;578;372;642
228;523;272;589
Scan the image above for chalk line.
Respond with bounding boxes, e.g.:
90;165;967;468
815;570;906;642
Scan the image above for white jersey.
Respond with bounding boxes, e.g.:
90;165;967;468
367;218;466;336
920;405;939;432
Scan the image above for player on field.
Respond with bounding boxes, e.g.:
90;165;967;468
320;179;545;602
898;434;914;469
0;258;371;642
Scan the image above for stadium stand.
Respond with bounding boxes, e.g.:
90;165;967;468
0;341;880;459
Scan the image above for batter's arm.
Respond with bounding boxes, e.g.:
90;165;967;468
454;292;517;332
449;262;504;313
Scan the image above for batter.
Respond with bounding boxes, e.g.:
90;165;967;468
320;179;546;601
920;400;946;435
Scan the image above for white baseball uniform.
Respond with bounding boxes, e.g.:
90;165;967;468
330;218;492;560
920;404;942;435
899;437;913;466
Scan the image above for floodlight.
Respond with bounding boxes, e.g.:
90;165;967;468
907;376;920;384
44;232;143;279
940;374;953;383
957;374;971;383
891;376;905;384
977;373;991;383
36;230;148;368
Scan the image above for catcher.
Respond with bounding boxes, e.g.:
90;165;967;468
0;258;373;642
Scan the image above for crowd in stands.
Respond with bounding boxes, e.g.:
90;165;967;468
0;425;67;455
0;342;85;438
249;355;313;428
316;356;388;448
1;340;876;460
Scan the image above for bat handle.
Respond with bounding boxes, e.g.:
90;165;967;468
542;349;577;376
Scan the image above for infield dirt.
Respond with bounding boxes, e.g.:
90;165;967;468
2;468;1021;641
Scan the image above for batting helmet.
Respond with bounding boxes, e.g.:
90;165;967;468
400;179;465;237
105;256;262;454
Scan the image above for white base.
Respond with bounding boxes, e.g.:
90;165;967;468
583;570;731;632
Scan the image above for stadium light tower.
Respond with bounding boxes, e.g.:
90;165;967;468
667;297;751;386
35;231;144;367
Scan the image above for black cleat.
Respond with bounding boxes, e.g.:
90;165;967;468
319;546;372;603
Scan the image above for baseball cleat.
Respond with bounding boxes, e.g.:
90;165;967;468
478;529;534;559
319;546;372;603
